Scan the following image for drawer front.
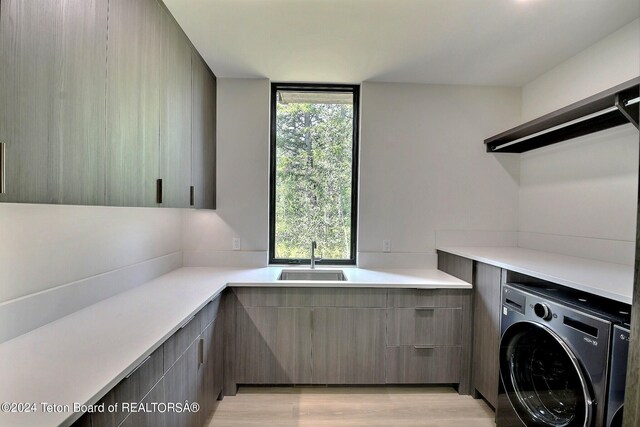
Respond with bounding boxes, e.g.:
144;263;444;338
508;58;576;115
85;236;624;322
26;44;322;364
387;289;467;308
199;295;221;332
164;312;201;373
92;346;163;427
233;287;387;308
385;346;461;384
387;308;462;346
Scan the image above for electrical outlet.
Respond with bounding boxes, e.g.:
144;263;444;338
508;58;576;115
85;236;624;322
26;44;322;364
232;238;241;251
383;240;391;253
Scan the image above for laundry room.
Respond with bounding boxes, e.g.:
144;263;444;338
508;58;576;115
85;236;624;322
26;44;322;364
0;1;639;426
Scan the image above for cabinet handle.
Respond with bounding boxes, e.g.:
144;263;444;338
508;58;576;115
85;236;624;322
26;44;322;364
198;338;204;366
156;179;163;204
0;142;5;194
413;345;436;350
190;186;195;207
126;356;151;379
180;315;195;329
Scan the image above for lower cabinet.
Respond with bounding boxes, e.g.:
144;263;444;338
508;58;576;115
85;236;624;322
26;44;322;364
164;339;199;427
235;306;313;384
437;251;503;407
119;378;166;427
230;287;471;389
471;262;502;408
76;295;223;427
312;308;386;384
385;346;461;383
385;289;468;385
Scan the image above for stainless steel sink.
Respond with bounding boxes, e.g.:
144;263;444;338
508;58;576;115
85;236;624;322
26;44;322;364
278;269;347;281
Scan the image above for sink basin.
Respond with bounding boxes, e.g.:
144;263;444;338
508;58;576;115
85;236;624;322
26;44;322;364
278;269;347;281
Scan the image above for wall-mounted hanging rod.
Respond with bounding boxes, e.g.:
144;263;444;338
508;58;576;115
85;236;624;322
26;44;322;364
485;78;639;153
491;105;622;152
615;95;639;129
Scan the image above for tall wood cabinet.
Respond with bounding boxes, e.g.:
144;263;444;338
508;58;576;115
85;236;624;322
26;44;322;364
0;0;217;209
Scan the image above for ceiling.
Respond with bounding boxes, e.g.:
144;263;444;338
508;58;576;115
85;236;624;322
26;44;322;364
163;0;640;86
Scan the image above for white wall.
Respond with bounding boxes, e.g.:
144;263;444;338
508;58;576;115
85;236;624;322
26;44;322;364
522;18;640;120
0;204;183;341
518;19;640;264
182;78;270;267
359;83;521;265
182;79;522;268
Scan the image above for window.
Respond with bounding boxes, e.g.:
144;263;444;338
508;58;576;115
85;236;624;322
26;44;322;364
269;83;359;265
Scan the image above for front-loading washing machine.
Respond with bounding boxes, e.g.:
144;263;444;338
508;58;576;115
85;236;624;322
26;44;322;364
496;282;625;427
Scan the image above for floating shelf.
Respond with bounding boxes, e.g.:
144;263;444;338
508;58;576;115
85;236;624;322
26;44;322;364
485;77;639;153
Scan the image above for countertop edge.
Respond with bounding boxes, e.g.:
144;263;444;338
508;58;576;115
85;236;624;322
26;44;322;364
437;246;633;305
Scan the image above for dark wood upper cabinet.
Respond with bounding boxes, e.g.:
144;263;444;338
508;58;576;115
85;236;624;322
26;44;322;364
0;0;217;209
159;8;193;209
191;52;217;210
0;0;108;205
105;0;162;207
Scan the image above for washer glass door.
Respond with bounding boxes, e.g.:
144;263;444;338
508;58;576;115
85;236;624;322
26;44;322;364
500;322;592;427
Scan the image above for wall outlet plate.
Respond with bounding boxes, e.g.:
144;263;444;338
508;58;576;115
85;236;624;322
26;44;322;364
383;240;391;253
232;238;241;251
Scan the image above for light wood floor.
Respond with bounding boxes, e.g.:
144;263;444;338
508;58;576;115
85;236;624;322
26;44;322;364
207;386;496;426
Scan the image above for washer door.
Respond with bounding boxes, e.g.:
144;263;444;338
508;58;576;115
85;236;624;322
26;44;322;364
500;321;593;427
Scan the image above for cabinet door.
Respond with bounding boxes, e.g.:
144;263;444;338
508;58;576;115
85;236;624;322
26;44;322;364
196;313;223;426
159;10;192;208
235;307;312;384
119;377;166;427
312;308;386;384
0;0;107;205
92;346;163;427
104;0;161;207
472;262;502;407
165;339;198;427
191;53;217;210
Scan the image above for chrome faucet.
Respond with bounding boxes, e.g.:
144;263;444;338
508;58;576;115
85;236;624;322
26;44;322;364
310;241;321;269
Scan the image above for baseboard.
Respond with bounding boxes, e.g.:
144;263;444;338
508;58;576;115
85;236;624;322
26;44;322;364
0;252;183;344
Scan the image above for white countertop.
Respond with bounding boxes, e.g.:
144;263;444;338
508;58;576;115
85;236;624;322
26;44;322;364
0;266;469;427
438;246;634;304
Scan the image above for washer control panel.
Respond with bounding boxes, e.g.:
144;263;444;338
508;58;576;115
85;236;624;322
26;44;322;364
534;303;553;321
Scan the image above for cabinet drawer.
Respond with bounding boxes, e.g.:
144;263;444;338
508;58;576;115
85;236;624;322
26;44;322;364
387;308;462;346
164;312;200;372
199;295;220;331
92;346;163;427
385;346;461;384
387;289;467;308
233;287;387;308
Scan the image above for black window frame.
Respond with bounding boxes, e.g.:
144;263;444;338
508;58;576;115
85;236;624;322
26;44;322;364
269;82;360;265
